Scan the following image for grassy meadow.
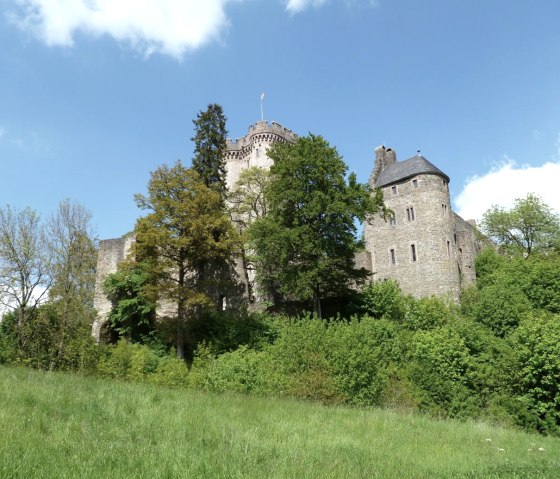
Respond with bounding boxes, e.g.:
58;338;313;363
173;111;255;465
0;365;559;479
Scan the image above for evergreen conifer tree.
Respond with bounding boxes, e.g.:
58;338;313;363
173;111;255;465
191;104;228;201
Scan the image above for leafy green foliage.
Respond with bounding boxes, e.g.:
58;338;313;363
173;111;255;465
468;282;532;337
407;327;478;417
481;193;560;256
355;279;408;321
249;134;384;316
134;161;240;358
103;260;155;340
509;313;560;435
404;296;455;331
228;166;270;229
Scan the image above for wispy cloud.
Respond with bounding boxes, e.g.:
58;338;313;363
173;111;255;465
7;0;241;59
286;0;328;14
285;0;378;13
454;156;560;222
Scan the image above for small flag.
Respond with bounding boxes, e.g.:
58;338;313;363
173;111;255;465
260;92;265;101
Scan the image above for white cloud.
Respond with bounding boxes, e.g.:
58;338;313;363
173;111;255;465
7;1;376;57
454;157;560;222
286;0;328;13
8;0;240;59
285;0;377;13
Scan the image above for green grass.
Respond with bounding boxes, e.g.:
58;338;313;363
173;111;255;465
0;366;559;478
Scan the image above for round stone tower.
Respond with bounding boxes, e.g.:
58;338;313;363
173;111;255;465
365;147;463;299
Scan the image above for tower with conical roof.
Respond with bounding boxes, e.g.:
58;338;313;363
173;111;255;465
364;146;479;300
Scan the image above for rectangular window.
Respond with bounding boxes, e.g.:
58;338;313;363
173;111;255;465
407;206;415;221
411;244;417;262
389;214;396;226
447;240;451;258
412;179;418;188
454;233;457;245
390;249;396;266
442;204;448;216
391;186;397;195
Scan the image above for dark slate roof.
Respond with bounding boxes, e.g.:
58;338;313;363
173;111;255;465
375;155;450;187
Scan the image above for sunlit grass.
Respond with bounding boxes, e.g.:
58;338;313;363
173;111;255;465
0;365;558;478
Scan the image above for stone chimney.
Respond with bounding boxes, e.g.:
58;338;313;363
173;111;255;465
370;146;397;187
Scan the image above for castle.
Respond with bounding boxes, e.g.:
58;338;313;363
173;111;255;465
92;121;478;338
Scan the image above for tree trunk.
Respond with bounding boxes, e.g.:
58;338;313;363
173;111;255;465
176;265;186;360
17;305;25;350
313;289;322;320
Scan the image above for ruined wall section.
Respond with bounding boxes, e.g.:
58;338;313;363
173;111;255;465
92;234;134;339
452;214;481;287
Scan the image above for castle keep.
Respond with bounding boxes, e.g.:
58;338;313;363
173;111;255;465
92;121;479;337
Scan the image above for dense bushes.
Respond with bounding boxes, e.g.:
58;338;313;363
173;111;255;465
2;247;560;437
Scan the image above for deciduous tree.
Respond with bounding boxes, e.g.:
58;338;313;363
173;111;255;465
0;206;51;349
481;193;560;256
249;134;384;318
134;161;239;359
43;200;97;367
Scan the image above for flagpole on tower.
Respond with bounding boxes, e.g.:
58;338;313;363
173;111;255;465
260;92;265;121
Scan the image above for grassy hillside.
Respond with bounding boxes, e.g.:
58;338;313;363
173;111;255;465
0;366;558;479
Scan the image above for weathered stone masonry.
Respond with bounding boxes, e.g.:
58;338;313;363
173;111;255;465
92;123;480;338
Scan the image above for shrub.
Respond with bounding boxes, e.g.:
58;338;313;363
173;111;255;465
407;327;478;418
469;283;532;337
355;280;408;321
404;296;455;331
508;312;560;435
97;339;133;380
150;356;189;388
327;317;400;406
200;346;274;395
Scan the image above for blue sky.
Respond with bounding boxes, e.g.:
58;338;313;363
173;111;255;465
1;0;559;239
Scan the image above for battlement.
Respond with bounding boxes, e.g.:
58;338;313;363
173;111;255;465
226;121;297;152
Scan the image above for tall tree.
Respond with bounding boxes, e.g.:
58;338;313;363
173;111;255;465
481;193;560;257
228;167;271;302
44;200;97;367
134;161;239;359
248;134;384;318
0;206;51;349
191;103;228;201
